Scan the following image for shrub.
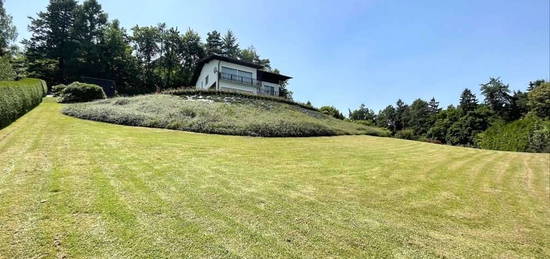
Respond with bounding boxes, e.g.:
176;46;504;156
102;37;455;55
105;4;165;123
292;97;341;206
0;78;47;129
52;84;66;97
163;88;318;111
58;82;106;103
0;57;16;81
395;129;416;140
62;94;389;137
476;116;549;152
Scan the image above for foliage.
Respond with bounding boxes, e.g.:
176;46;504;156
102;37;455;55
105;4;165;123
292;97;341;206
407;98;431;136
0;78;46;128
348;104;375;121
58;81;106;103
476;116;549;152
319;106;345;120
52;84;67;97
205;30;223;55
459;88;477;113
527;82;549;119
62;94;388;137
0;56;15;80
0;0;17;56
480;77;512;120
395;129;415;140
221;30;239;58
163;88;317;111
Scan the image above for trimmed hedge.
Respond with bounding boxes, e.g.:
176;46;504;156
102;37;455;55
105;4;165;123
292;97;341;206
163;88;318;111
0;78;47;129
476;116;550;153
58;82;106;103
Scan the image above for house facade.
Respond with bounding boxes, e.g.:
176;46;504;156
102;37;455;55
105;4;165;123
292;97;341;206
192;55;291;96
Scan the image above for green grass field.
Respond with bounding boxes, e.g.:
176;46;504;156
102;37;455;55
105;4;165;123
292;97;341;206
1;98;549;258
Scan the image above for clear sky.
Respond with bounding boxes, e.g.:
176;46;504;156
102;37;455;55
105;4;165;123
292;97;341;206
5;0;550;112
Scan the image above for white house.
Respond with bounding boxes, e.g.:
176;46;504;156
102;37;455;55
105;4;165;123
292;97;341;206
192;55;292;96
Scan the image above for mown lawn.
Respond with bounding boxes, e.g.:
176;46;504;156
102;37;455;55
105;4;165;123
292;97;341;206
1;98;549;258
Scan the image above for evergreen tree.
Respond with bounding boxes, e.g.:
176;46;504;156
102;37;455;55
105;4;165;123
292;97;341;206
239;46;271;69
205;30;223;55
72;0;108;77
131;25;161;90
459;88;478;113
221;30;239;58
179;29;204;85
376;105;397;132
408;98;431;136
0;0;17;56
480;77;512;119
395;99;409;130
25;0;79;83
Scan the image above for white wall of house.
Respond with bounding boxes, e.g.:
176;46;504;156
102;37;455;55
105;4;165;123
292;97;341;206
194;58;283;96
195;60;218;89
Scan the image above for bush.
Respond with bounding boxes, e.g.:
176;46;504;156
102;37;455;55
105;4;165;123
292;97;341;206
163;88;318;111
0;57;16;81
58;82;106;103
476;116;549;152
0;78;47;129
62;94;389;137
52;84;66;97
395;129;416;140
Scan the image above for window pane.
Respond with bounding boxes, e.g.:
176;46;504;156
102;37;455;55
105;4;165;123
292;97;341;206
222;66;238;75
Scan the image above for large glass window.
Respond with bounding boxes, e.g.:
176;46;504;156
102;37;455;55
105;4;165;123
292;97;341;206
221;66;254;85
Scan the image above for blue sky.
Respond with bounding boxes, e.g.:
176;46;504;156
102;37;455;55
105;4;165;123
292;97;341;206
6;0;550;112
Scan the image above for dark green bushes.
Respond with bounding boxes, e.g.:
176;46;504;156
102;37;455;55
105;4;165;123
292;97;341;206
58;82;106;103
163;88;318;111
0;78;47;128
476;116;549;152
52;84;66;97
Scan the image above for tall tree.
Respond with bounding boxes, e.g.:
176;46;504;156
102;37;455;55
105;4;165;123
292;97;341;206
480;77;512;119
527;82;550;119
221;30;239;58
459;88;478;113
132;25;160;90
395;99;409;131
72;0;108;77
407;98;431;136
98;20;139;92
161;27;182;88
179;29;204;85
239;45;271;69
376;105;397;132
25;0;79;83
205;30;223;55
0;0;17;56
349;104;375;121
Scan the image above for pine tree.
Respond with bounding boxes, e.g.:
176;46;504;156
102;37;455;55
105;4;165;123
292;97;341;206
459;88;478;113
221;30;239;58
205;30;223;55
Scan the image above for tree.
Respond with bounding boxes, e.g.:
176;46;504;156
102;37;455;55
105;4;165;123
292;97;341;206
72;0;108;77
221;30;239;58
459;88;478;113
0;56;15;80
407;98;431;136
445;105;492;146
319;106;345;120
98;20;140;93
349;104;375;121
178;29;204;85
428;97;440;115
527;82;550;119
0;0;17;56
132;25;160;90
25;0;79;83
395;99;409;131
480;77;512;119
376;105;397;132
273;68;292;99
160;27;182;88
427;105;461;143
239;46;271;69
205;30;223;55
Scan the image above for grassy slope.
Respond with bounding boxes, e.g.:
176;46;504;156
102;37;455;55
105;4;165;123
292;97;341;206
0;99;549;258
62;94;389;137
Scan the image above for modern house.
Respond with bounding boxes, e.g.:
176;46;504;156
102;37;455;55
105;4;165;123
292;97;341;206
192;55;292;96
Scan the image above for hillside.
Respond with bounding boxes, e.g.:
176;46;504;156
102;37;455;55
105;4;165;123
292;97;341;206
62;94;389;137
0;99;548;258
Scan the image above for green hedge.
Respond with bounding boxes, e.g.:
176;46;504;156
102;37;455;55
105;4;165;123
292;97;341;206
0;78;47;129
57;82;106;103
476;116;550;153
163;88;318;111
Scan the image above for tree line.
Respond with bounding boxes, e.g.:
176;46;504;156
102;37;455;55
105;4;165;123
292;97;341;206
0;0;291;97
343;78;549;148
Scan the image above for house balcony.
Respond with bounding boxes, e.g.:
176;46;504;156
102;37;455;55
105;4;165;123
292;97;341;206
219;72;261;87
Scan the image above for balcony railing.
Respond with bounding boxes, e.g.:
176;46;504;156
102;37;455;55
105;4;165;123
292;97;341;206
219;72;261;87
